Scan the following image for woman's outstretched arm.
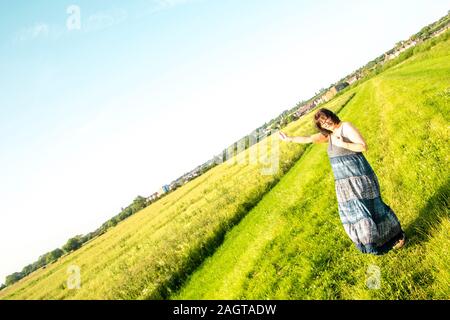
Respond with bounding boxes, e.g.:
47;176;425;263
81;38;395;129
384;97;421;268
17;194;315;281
279;131;328;144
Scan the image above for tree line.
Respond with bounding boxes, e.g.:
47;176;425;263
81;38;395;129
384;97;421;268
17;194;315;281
1;195;149;288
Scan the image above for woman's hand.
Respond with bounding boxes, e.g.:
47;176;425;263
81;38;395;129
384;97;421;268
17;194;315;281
279;131;290;142
332;133;367;152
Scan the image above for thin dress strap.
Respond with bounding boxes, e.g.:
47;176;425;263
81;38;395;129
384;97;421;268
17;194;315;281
330;123;344;148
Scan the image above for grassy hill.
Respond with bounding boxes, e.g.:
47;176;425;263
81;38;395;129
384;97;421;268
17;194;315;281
173;31;450;299
1;30;449;300
0;87;352;300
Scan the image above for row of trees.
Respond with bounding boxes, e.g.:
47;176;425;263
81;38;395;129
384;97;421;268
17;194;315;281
183;14;450;175
1;195;149;288
357;12;450;80
411;11;450;41
333;12;450;93
213;81;332;164
4;248;65;286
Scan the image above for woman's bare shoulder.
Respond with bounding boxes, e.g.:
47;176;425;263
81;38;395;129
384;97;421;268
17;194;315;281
311;132;329;143
342;121;366;141
341;121;356;138
342;121;357;132
342;121;352;127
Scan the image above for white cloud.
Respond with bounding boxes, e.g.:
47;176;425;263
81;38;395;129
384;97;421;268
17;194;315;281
12;1;198;44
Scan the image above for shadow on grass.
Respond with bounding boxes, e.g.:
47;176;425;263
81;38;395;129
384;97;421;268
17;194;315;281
404;177;450;247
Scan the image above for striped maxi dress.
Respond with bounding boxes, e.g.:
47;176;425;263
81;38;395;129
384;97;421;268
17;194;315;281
327;125;404;255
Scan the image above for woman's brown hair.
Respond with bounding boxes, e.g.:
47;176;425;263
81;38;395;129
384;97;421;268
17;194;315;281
314;108;341;136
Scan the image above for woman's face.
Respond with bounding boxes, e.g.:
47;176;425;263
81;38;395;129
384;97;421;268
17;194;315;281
319;117;335;131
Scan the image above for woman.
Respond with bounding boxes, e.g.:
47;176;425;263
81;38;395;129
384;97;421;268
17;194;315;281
279;108;406;255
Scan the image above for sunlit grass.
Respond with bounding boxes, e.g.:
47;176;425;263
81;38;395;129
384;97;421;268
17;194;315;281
1;31;448;300
0;82;352;300
173;33;450;300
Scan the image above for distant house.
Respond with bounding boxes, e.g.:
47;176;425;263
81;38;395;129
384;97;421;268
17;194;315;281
294;100;318;118
314;97;324;104
148;192;159;201
322;87;337;102
320;83;348;103
169;182;178;190
159;184;170;194
432;25;449;38
385;50;400;61
335;82;349;92
385;39;419;62
346;75;358;85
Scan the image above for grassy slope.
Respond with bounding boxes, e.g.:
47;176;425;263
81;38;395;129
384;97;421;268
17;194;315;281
173;34;450;299
1;32;448;301
0;149;283;299
0;79;351;300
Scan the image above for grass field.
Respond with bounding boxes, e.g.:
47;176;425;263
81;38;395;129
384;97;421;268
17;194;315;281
0;79;352;300
1;30;449;300
173;32;450;299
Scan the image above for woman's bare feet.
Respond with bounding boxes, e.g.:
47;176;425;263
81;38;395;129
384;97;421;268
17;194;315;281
393;232;406;250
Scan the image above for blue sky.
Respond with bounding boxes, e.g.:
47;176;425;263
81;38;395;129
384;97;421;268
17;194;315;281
0;0;448;284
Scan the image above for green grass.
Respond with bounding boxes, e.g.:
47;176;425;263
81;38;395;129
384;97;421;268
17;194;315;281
0;78;350;300
1;31;449;300
172;33;450;300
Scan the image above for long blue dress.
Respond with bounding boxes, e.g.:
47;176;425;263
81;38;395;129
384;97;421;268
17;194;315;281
327;124;404;255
